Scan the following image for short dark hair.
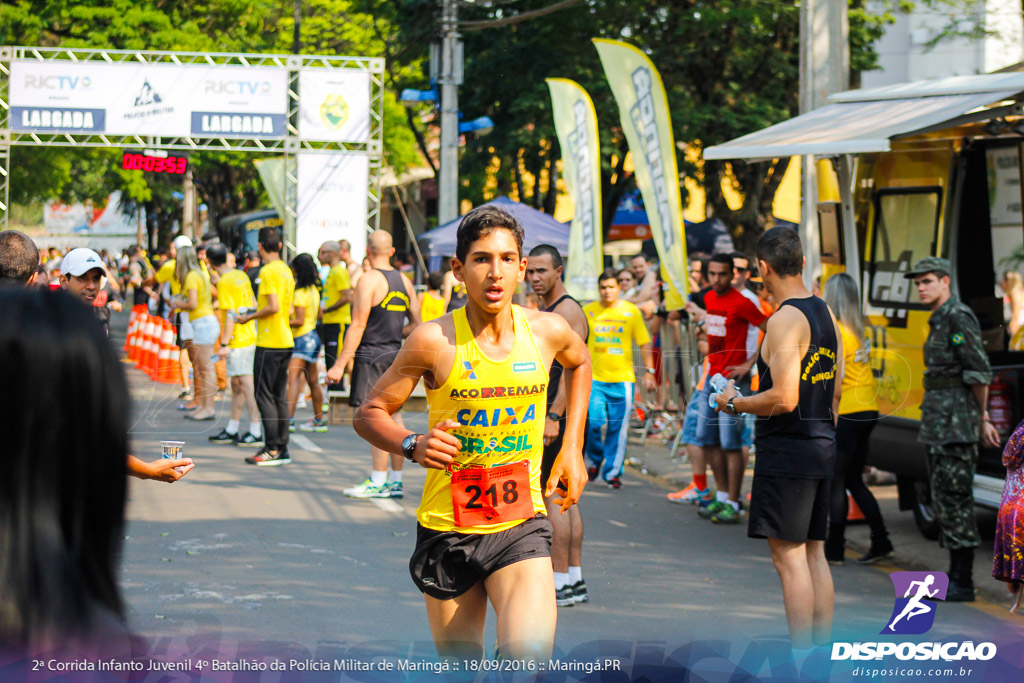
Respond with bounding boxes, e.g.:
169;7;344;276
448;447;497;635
258;226;282;253
731;251;750;264
0;230;40;287
207;243;229;267
631;253;648;263
528;244;563;270
0;288;129;646
455;206;524;264
598;267;619;286
427;271;444;290
756;227;804;278
708;253;734;269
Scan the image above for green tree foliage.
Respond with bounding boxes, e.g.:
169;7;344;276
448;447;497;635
388;0;894;249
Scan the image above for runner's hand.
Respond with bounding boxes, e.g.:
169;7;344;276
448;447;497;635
543;418;560;446
643;374;657;393
713;380;737;413
326;363;345;384
546;450;587;512
414;419;461;469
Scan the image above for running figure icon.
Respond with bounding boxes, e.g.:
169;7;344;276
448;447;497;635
888;575;939;632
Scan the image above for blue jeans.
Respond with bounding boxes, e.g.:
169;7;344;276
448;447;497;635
695;378;750;451
585;381;634;482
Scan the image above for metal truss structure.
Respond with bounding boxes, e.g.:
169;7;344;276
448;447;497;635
0;46;385;247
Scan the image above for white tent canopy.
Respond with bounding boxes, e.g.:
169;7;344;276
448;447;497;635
703;73;1024;161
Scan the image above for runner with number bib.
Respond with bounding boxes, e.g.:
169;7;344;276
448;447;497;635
350;206;591;661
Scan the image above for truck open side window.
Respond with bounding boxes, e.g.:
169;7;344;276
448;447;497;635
868;187;942;309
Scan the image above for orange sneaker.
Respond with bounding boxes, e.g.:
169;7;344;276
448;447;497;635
667;482;712;505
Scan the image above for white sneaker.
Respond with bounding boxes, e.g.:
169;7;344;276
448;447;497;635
343;479;391;498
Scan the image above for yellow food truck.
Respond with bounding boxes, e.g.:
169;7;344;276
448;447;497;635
706;73;1024;538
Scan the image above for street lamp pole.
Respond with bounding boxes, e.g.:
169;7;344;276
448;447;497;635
438;0;462;224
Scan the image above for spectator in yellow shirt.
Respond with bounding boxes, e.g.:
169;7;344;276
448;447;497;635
288;253;327;433
318;241;352;391
420;271;446;322
235;227;295;466
172;246;219;421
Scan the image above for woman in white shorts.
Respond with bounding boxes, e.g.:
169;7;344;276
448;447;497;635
173;246;219;421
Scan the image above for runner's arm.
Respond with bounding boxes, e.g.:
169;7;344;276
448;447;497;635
326;272;377;381
717;309;807;416
289;303;305;328
402;273;421;337
353;324;461;469
546;302;589;419
545;316;593;511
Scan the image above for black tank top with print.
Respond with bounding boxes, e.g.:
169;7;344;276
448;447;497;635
356;269;409;360
754;296;837;478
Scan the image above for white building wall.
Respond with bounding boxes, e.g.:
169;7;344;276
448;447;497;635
861;0;1023;89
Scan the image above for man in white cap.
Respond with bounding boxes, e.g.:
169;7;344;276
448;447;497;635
60;247;122;336
59;247;193;482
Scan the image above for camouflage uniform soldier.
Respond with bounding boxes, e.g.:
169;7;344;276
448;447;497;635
905;257;999;602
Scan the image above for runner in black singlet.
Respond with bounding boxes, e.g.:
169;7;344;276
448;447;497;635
327;231;420;499
712;227;840;652
527;244;591;608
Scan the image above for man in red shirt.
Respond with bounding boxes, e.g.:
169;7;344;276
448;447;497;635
695;253;767;524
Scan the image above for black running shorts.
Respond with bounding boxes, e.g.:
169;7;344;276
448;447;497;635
747;475;830;543
409;514;552;600
349;350;399;407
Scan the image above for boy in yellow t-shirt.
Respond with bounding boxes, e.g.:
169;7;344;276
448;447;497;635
317;241;352;391
234;228;295;466
207;243;264;448
420;271;446;322
582;268;656;488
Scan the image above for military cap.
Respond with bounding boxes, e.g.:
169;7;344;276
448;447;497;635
903;256;951;279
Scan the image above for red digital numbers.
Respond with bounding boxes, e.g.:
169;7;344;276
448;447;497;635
121;153;188;175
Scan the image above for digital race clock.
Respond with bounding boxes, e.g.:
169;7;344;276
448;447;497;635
121;152;188;175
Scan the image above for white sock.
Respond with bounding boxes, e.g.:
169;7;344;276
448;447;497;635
554;572;570;590
728;499;740;511
388;469;403;484
226;419;240;435
716;491;729;503
568;566;582;584
370;470;387;486
249;421;262;437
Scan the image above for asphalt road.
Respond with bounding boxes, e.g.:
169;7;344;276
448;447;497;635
112;316;1024;679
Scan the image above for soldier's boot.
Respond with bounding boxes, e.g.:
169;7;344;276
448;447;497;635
946;548;975;602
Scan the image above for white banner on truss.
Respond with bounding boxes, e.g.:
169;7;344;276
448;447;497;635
10;61;288;138
296;153;370;260
297;70;371;142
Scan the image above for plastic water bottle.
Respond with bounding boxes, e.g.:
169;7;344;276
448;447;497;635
708;373;742;408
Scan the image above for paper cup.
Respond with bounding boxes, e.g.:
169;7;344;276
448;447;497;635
160;441;186;460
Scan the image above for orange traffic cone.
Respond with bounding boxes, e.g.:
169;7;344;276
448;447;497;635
134;315;150;370
158;321;179;384
127;312;144;362
847;493;865;522
141;317;158;376
123;308;138;353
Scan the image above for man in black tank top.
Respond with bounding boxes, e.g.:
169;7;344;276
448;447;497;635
527;244;591;608
327;231;421;499
712;228;840;653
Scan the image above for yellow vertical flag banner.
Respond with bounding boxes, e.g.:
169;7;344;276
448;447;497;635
593;39;689;309
546;78;603;301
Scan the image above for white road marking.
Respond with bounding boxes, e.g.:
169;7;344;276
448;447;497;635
290;434;322;453
609;520;628;528
371;498;405;513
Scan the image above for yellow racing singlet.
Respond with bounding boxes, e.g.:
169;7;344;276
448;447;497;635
417;305;549;534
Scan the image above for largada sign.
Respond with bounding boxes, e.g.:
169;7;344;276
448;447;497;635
9;60;371;144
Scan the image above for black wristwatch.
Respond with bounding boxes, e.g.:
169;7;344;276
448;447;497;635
401;433;422;462
547;412;563;421
726;397;738;415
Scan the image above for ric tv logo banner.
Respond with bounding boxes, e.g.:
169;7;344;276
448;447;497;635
883;571;948;635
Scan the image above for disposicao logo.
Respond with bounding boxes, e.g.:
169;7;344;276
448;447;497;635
883;571;947;635
831;571;997;663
